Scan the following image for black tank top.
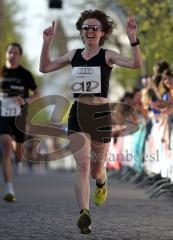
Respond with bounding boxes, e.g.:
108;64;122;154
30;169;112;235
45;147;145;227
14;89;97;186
71;48;112;98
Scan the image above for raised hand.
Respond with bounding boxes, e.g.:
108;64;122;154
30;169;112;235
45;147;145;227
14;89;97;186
43;21;56;43
126;15;137;42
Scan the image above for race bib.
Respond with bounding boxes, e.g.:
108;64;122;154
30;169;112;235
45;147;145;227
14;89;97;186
71;66;101;94
1;97;21;117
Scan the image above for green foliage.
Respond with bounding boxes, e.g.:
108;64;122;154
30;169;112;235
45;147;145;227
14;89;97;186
0;0;22;69
31;107;50;124
115;0;173;73
0;0;45;123
81;0;173;89
112;67;141;89
0;1;37;69
31;104;71;125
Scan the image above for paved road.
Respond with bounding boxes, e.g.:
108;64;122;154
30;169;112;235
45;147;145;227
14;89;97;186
0;169;173;240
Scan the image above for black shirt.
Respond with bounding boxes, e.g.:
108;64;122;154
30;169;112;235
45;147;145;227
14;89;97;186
71;48;112;98
0;65;37;98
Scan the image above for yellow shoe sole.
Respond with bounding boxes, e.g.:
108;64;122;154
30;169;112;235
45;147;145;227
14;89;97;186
77;211;92;234
3;193;16;202
93;184;107;206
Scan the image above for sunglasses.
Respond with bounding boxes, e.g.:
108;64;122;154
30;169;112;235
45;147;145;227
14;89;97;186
81;24;102;32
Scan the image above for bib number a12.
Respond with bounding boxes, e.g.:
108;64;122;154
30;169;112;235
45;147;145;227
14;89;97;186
71;66;101;93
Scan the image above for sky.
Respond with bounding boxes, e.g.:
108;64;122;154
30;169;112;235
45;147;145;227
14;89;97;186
16;0;84;74
15;0;127;74
15;0;124;99
16;0;50;73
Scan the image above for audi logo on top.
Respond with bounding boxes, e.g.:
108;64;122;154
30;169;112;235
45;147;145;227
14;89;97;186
77;67;94;74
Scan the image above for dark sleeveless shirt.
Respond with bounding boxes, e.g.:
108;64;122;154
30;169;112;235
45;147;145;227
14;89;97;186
70;48;112;98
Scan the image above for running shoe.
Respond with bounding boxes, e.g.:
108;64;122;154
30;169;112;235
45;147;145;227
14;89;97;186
93;179;107;206
3;193;16;202
77;209;91;234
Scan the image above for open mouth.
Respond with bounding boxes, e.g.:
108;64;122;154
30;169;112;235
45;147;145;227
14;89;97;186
87;35;95;39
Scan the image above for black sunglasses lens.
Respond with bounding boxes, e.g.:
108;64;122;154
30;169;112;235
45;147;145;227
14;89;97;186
82;26;89;31
93;26;99;31
82;25;101;31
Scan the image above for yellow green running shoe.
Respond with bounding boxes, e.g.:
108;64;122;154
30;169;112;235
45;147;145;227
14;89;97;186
77;209;91;234
93;180;107;206
3;193;16;202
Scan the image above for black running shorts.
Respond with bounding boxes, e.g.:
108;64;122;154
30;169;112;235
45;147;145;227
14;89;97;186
0;116;26;143
68;101;112;143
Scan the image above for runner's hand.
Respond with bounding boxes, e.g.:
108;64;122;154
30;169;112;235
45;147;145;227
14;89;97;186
43;21;56;43
14;96;25;106
126;15;137;42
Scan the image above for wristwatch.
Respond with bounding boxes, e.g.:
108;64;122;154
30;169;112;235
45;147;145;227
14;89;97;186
130;38;140;46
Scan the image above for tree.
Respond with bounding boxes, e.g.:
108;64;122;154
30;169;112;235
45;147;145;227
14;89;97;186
115;0;173;74
77;0;173;88
0;0;32;72
0;0;47;123
0;0;19;67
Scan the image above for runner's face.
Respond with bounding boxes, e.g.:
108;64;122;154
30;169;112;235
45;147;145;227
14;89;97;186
81;18;104;46
6;46;21;66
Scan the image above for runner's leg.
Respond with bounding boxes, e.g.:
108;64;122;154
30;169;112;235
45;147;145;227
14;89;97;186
0;134;14;182
90;140;110;184
69;132;91;210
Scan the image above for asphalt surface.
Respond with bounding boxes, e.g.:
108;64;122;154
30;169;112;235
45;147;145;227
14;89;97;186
0;169;173;240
